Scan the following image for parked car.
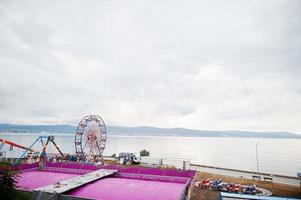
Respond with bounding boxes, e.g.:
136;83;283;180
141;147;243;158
118;152;141;164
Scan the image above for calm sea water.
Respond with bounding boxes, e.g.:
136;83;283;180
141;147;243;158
1;133;300;177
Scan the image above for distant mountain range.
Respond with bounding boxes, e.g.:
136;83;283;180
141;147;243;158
0;123;300;139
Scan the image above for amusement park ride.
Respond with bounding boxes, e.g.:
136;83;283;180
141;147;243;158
0;135;65;163
0;115;108;165
0;138;33;152
18;135;65;162
74;115;107;163
196;178;258;195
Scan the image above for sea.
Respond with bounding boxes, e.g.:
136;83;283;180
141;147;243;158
0;133;300;177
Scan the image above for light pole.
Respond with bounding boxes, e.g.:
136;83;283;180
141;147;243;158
256;142;260;176
114;138;117;157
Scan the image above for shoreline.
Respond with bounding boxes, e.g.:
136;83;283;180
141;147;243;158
1;132;301;139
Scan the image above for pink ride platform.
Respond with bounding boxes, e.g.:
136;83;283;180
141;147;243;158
14;162;196;200
67;177;186;200
17;170;79;191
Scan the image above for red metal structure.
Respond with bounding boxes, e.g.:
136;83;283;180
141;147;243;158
0;138;34;152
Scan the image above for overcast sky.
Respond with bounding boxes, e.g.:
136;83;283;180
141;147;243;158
0;0;301;133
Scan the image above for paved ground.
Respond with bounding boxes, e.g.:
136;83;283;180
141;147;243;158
190;164;301;187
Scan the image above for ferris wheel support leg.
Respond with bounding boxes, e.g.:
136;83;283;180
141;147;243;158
38;137;50;162
100;156;105;165
51;139;64;158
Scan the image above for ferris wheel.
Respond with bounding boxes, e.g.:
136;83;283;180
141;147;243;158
74;115;107;162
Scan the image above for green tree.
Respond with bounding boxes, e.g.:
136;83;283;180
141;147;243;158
0;162;31;200
140;149;150;157
0;162;19;199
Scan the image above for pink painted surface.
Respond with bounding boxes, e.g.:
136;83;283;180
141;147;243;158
45;161;196;179
67;177;186;200
17;171;79;191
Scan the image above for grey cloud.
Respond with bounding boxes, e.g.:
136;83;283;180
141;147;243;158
0;0;301;132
